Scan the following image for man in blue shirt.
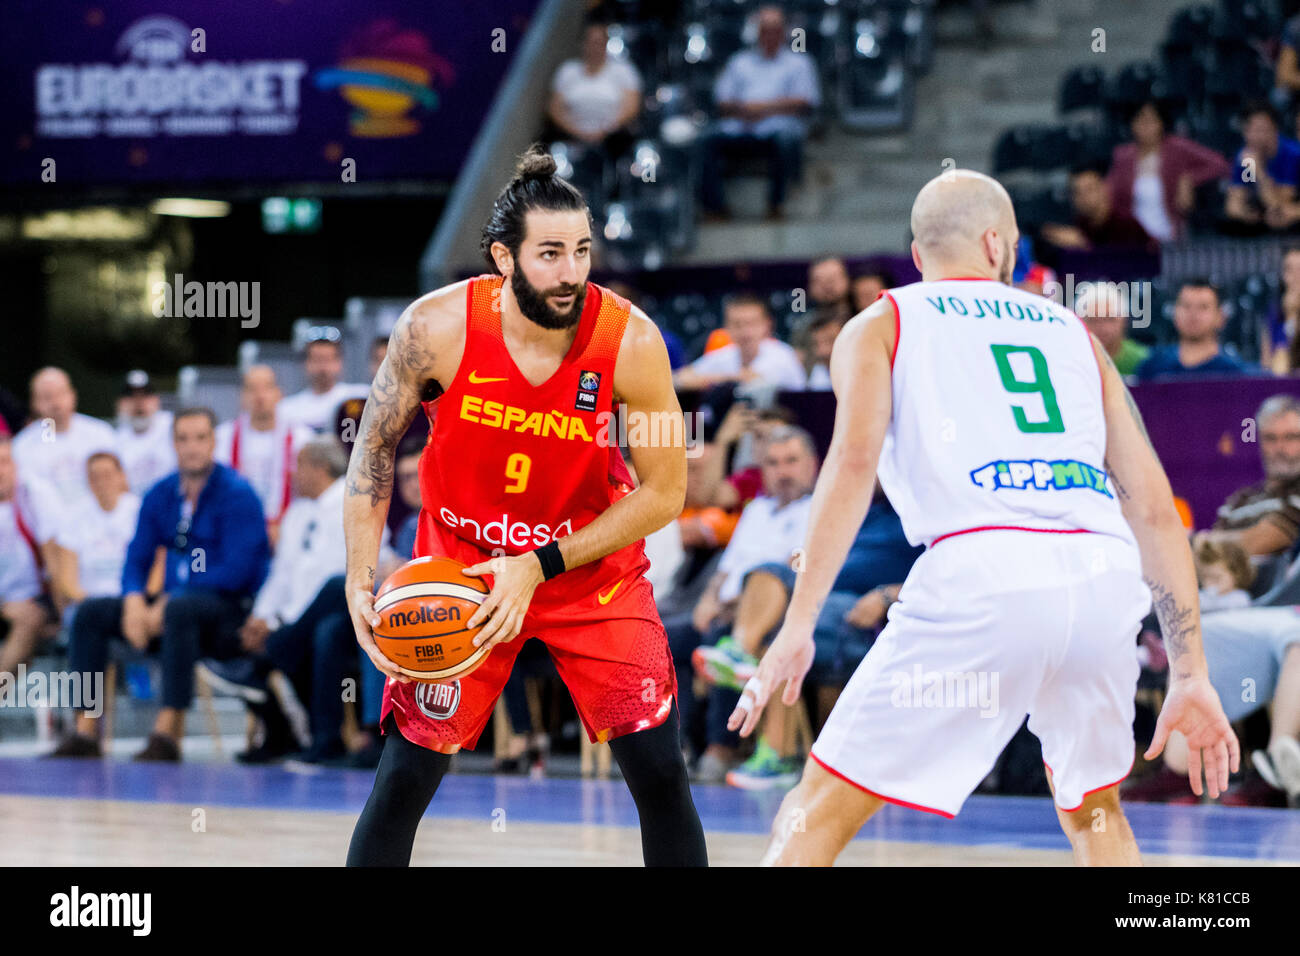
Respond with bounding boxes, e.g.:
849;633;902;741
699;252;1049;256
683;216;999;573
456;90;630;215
49;407;269;762
1135;279;1259;382
1224;102;1300;232
700;6;821;220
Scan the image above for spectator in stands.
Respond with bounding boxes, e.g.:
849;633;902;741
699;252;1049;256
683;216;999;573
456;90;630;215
692;401;797;513
694;485;922;789
678;449;741;554
114;371;175;496
850;268;895;313
197;440;356;763
664;425;817;782
673;292;807;390
0;435;59;678
278;327;369;433
1275;11;1300;112
1199;394;1300;558
392;441;424;560
50;453;140;626
1041;162;1154;252
216;365;316;547
1076;281;1149;377
1261;244;1300;374
12;367;115;510
807;255;852;312
1108;99;1231;243
804;308;846;391
1134;279;1255;381
368;335;388;381
1224;102;1300;234
699;5;820;221
546;21;642;162
1194;537;1254;613
48;408;270;762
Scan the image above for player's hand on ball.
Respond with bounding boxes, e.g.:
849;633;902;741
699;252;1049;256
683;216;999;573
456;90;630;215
727;621;815;738
346;579;411;684
1145;675;1240;799
464;553;543;652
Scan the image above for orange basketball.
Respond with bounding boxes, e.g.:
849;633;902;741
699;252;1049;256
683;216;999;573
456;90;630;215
372;556;491;682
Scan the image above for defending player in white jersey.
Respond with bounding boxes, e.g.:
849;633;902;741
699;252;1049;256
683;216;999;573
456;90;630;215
732;169;1238;866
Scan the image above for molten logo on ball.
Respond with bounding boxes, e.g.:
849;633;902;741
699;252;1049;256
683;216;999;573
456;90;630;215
387;604;461;629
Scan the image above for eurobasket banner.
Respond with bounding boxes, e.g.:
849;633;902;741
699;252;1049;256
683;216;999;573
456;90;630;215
0;0;540;189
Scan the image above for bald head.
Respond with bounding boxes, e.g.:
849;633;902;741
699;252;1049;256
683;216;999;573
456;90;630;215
30;366;76;430
241;364;282;426
910;170;1018;282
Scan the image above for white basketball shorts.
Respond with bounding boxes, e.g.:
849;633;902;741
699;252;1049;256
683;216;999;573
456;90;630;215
810;528;1151;817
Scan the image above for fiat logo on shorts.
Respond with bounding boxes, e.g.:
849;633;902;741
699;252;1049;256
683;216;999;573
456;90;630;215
415;680;461;720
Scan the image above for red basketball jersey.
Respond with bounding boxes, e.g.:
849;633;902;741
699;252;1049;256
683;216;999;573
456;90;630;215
414;274;649;615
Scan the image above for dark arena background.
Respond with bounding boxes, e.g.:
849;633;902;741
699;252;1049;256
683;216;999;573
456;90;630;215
0;0;1296;917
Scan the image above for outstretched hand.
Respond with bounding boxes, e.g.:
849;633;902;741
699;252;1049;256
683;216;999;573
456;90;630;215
1146;675;1240;799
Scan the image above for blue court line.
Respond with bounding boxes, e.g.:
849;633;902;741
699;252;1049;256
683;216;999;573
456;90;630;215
4;757;1298;861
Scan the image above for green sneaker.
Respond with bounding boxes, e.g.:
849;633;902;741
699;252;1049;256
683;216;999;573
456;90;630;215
691;636;758;691
726;739;801;791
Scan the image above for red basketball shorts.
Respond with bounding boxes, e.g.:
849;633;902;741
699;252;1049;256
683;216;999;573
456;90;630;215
380;535;676;755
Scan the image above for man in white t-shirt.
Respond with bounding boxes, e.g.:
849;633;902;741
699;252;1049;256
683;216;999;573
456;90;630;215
547;22;642;157
675;292;808;391
0;436;61;676
53;451;140;617
11;367;115;509
216;365;316;543
277;328;369;434
115;370;176;494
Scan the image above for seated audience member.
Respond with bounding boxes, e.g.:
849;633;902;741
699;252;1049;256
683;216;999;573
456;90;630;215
806;255;852;313
196;440;360;763
693;485;923;789
1040;162;1154;252
804;307;847;390
1200;395;1300;558
0;435;60;677
391;440;424;560
216;365;316;545
12;367;115;510
51;452;140;625
1134;279;1255;381
1261;244;1300;375
1108;99;1231;243
278;327;369;434
663;425;817;781
699;5;820;220
48;408;270;762
850;268;895;313
1076;281;1149;377
115;371;175;495
1194;538;1254;613
1224;102;1300;233
677;450;741;560
693;401;797;513
674;293;807;391
1125;604;1300;807
545;21;642;162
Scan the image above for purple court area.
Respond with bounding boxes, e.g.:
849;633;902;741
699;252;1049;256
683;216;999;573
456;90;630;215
4;757;1298;862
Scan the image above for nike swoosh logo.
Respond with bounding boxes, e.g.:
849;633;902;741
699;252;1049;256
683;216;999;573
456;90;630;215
597;580;623;605
468;371;508;384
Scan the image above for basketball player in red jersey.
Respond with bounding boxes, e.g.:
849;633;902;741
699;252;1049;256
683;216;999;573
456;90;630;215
343;146;707;866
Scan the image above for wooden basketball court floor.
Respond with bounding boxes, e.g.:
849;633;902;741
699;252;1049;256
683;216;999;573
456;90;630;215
1;746;1297;866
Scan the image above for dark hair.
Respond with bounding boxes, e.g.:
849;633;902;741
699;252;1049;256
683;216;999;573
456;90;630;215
723;290;771;318
303;338;342;357
1124;98;1172;130
1069;159;1110;179
808;253;847;272
1239;100;1280;128
396;436;425;461
173;406;217;433
851;266;896;287
1176;277;1220;305
809;306;848;333
86;450;123;472
480;144;590;274
371;335;389;351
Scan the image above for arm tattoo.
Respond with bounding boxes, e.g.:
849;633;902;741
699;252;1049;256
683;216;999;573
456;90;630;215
345;316;432;508
1145;578;1199;677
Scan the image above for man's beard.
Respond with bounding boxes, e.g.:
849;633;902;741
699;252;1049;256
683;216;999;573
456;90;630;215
511;264;585;330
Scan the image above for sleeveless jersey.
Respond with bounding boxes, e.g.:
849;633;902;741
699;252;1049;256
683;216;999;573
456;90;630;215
415;274;648;609
877;277;1137;551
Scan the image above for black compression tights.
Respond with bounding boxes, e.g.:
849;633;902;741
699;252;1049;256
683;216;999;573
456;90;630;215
346;703;708;867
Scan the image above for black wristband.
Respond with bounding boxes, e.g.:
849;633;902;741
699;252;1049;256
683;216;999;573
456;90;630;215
533;540;566;580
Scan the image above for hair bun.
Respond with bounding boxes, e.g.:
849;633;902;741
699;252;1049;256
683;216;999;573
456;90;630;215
514;145;557;182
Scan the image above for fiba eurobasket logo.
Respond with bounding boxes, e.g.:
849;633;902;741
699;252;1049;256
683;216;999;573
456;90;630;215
314;19;455;138
34;15;307;139
415;680;461;720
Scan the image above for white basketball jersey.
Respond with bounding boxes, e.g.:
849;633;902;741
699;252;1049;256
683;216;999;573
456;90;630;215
876;278;1137;551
